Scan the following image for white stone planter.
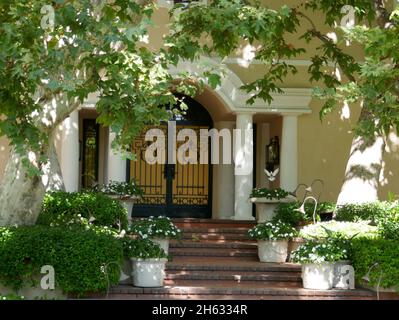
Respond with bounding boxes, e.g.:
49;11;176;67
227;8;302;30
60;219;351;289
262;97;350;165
250;195;297;223
150;238;170;255
130;258;168;287
257;240;288;263
107;195;141;223
302;263;335;290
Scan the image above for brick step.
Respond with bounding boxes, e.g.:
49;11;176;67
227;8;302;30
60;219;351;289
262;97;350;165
182;233;250;241
170;240;257;249
180;227;251;234
165;270;302;282
172;218;256;229
164;279;301;288
103;293;375;300
109;284;376;299
169;247;257;258
166;258;302;272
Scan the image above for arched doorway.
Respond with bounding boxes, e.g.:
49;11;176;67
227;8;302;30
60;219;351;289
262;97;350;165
129;95;213;218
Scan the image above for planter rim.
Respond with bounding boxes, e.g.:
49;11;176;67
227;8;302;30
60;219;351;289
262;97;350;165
107;195;142;201
249;195;296;204
256;239;290;243
290;237;306;242
130;257;168;262
335;260;351;263
301;262;336;266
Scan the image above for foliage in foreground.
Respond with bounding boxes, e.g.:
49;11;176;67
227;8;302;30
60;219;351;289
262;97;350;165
299;221;379;240
37;191;128;231
335;201;397;224
350;238;399;290
0;226;123;296
273;202;335;226
122;237;168;260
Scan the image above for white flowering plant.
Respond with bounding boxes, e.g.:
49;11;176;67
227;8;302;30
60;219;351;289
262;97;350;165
248;221;297;240
94;180;144;198
122;237;168;259
291;237;350;264
129;216;182;240
250;187;290;200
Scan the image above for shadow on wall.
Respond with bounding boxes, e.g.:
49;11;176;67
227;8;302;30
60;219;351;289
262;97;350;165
299;99;399;202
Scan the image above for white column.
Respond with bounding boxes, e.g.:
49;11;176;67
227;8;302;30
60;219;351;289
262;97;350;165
280;114;298;192
107;131;127;183
234;113;255;220
61;110;79;192
212;121;235;219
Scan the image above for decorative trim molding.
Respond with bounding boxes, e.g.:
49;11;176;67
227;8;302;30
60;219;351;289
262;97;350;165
83;57;313;115
169;57;312;115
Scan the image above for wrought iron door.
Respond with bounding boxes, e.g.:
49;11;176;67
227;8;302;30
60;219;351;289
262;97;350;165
129;123;211;218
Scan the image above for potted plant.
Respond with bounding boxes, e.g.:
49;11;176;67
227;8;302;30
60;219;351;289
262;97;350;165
249;188;297;222
97;180;143;221
291;238;350;290
248;220;298;263
129;216;181;254
123;237;168;288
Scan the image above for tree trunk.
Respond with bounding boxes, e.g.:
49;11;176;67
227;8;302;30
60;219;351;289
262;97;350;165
336;133;385;206
0;132;64;226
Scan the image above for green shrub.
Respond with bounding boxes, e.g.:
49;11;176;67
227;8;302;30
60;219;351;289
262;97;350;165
335;201;396;223
37;191;128;230
350;238;399;291
299;221;379;240
123;238;168;259
377;211;399;240
0;226;123;296
272;202;335;226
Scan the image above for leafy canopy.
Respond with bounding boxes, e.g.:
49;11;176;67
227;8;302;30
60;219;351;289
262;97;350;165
0;0;197;174
1;0;398;175
168;0;399;137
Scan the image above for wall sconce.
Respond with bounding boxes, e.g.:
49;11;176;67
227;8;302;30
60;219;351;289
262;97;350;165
265;136;280;172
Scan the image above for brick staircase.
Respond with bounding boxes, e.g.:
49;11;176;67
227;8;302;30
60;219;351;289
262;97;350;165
108;219;377;300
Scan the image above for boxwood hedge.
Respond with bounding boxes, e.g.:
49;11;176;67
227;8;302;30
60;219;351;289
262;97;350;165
350;238;399;291
0;225;123;296
37;191;128;230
